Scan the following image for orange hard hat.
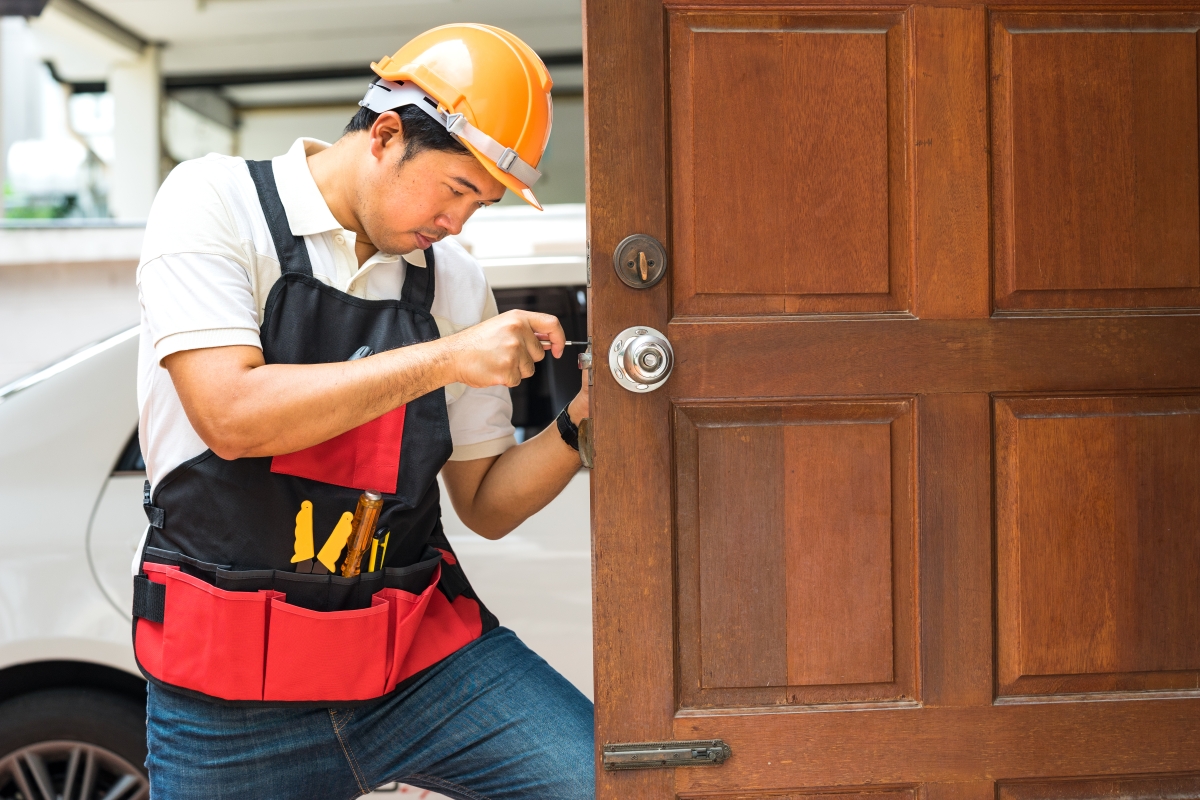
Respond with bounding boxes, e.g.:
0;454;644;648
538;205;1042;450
363;24;554;209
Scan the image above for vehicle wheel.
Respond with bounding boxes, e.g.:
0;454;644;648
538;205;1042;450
0;688;147;800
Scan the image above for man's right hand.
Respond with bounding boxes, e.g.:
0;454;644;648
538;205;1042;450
444;310;566;388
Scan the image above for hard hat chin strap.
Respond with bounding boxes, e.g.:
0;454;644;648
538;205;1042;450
360;78;542;188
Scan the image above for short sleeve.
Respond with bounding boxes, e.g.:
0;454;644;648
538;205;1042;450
446;384;517;461
139;252;262;363
137;158;263;364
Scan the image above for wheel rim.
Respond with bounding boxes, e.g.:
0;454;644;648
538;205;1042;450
0;740;147;800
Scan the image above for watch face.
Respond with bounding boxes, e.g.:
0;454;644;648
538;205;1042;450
578;417;594;469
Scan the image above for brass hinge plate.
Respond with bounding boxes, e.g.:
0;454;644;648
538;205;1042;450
602;739;731;771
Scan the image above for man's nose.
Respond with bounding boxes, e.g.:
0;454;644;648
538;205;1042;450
435;214;463;237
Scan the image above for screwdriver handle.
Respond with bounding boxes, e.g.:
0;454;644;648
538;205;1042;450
341;490;383;578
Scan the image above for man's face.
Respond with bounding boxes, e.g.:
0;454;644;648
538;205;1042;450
356;112;506;255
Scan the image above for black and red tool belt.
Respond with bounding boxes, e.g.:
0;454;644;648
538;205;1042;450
133;545;483;703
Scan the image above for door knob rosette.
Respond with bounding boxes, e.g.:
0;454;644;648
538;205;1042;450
609;326;674;393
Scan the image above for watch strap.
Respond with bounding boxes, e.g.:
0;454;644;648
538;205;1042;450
556;405;580;451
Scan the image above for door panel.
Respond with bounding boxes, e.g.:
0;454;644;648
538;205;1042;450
991;11;1200;310
995;394;1200;695
670;11;910;315
679;791;917;800
585;0;1200;797
675;401;916;707
997;774;1200;800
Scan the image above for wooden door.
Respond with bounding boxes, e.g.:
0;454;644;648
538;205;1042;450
584;1;1200;798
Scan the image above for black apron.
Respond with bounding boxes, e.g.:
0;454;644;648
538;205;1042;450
132;160;496;705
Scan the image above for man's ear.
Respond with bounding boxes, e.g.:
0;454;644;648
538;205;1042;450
368;111;405;161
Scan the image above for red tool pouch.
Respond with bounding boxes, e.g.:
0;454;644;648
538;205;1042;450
134;559;474;703
270;405;406;494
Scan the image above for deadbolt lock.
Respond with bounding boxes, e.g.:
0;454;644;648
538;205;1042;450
610;326;674;393
613;234;667;289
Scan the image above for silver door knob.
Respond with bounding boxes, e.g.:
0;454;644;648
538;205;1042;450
609;326;673;393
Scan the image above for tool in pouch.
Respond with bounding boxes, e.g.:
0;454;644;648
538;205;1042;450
291;491;385;576
369;529;391;572
342;490;384;577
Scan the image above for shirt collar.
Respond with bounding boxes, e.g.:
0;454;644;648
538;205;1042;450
270;138;343;236
269;137;429;268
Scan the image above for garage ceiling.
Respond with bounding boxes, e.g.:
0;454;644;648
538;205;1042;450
32;0;581;89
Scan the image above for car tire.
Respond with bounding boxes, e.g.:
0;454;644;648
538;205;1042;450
0;688;148;800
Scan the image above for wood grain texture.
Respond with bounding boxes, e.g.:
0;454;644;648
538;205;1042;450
923;783;996;800
911;6;990;319
676;401;916;709
674;699;1200;792
699;424;788;689
998;773;1200;799
584;0;673;797
667;316;1200;399
679;790;916;800
668;0;1197;5
991;11;1200;310
670;10;910;316
786;422;894;686
693;27;889;295
917;394;993;707
995;394;1200;695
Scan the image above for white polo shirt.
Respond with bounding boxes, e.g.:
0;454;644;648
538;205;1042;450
136;137;517;490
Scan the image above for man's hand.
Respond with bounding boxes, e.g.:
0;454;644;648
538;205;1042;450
444;310;565;388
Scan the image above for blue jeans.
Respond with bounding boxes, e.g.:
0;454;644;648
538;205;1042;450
146;627;595;800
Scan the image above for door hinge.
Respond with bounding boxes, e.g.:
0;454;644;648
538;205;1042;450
602;739;731;771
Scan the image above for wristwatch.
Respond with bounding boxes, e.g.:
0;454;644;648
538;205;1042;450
556;405;580;451
557;405;595;468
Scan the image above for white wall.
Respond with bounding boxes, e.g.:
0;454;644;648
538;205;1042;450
498;94;584;207
237;104;358;159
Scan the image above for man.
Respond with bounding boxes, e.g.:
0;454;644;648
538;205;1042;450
132;24;593;800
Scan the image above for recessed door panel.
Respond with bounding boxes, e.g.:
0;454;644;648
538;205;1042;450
998;774;1200;800
670;11;910;316
996;394;1200;695
992;12;1200;311
676;401;915;708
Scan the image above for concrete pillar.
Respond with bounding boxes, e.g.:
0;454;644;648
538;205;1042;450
109;43;160;220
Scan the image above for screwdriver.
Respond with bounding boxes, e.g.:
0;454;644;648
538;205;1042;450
536;334;588;349
341;490;383;578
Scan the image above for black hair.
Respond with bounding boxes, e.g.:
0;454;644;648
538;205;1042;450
343;100;470;164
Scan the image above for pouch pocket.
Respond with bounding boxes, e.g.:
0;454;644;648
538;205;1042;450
382;551;442;595
270;405;406;494
263;596;390;702
269;570;385;612
145;563;281;701
395;587;483;686
380;563;442;693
